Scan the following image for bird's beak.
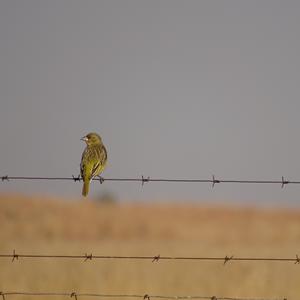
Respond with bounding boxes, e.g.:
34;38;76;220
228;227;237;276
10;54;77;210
80;136;88;142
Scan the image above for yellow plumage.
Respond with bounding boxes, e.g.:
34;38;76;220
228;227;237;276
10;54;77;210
80;133;107;197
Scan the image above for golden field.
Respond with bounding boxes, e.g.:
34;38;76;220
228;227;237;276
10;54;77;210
0;194;300;299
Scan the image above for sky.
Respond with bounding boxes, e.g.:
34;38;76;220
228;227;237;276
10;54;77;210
1;1;300;206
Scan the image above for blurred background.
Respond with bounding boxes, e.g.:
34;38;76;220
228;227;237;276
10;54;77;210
0;1;300;299
1;0;300;205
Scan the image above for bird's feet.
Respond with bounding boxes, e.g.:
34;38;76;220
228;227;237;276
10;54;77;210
97;175;105;184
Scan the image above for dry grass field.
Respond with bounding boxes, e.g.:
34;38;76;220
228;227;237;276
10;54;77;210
0;193;300;299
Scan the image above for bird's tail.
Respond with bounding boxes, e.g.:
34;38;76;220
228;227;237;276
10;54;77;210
82;180;90;197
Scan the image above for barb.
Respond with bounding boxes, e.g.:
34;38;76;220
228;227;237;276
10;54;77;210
0;251;299;265
141;175;150;186
0;291;286;300
1;175;9;182
11;250;18;262
223;255;234;265
1;175;300;187
212;175;220;188
281;176;289;188
152;254;160;262
72;175;81;182
84;253;93;262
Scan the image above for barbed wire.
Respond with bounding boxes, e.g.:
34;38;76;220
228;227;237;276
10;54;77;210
0;174;299;188
0;291;287;300
1;251;300;265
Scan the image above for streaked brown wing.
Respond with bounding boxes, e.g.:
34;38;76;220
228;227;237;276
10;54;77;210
90;144;107;178
80;144;107;180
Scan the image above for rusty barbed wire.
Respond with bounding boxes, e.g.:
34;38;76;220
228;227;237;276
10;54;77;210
1;174;300;188
0;251;299;265
0;291;287;300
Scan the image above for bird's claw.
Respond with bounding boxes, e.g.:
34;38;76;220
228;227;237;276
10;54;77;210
97;176;104;184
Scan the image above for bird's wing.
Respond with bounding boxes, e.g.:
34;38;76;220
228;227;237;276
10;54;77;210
81;145;107;180
90;145;107;178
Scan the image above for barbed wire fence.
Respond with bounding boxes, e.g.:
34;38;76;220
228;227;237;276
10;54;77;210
0;291;288;300
0;175;297;300
0;251;300;265
0;174;299;188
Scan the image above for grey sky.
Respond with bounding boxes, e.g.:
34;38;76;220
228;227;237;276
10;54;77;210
1;1;300;205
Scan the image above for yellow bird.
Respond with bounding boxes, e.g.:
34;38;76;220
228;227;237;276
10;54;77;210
80;132;107;197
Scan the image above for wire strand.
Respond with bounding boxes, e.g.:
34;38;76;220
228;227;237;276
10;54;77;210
1;251;299;265
0;175;299;188
0;291;287;300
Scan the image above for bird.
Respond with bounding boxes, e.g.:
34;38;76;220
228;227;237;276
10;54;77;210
80;132;107;197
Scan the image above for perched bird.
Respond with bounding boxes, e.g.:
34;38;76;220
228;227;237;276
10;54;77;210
80;132;107;197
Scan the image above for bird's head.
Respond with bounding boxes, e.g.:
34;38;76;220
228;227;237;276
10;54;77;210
81;132;102;146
